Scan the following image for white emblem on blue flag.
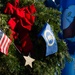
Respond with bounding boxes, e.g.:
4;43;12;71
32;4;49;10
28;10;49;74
38;23;58;56
44;30;55;46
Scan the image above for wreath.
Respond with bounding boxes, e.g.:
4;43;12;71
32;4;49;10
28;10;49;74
0;0;71;75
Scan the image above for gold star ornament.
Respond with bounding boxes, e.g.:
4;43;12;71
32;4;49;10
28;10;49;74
23;55;35;68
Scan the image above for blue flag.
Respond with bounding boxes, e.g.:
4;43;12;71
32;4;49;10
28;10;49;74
61;0;75;39
38;23;58;56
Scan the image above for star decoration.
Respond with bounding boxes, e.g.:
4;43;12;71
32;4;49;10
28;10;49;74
23;55;35;68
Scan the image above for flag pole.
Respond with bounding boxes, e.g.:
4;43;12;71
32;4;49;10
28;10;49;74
0;28;23;55
11;42;22;54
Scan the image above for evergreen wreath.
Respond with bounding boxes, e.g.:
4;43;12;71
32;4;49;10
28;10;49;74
0;0;71;75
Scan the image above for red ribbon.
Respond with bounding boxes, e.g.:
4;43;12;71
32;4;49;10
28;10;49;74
4;0;36;55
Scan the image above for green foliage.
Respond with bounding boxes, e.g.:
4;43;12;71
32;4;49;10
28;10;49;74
0;0;71;75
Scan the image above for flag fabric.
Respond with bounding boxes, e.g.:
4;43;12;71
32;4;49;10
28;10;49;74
38;23;58;56
61;0;75;38
0;30;11;55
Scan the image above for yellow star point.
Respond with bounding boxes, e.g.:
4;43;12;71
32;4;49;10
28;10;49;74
23;55;35;68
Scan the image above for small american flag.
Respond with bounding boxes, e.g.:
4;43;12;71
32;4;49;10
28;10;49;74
0;30;11;55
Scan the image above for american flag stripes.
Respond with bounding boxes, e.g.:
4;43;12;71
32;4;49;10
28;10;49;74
0;30;11;55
